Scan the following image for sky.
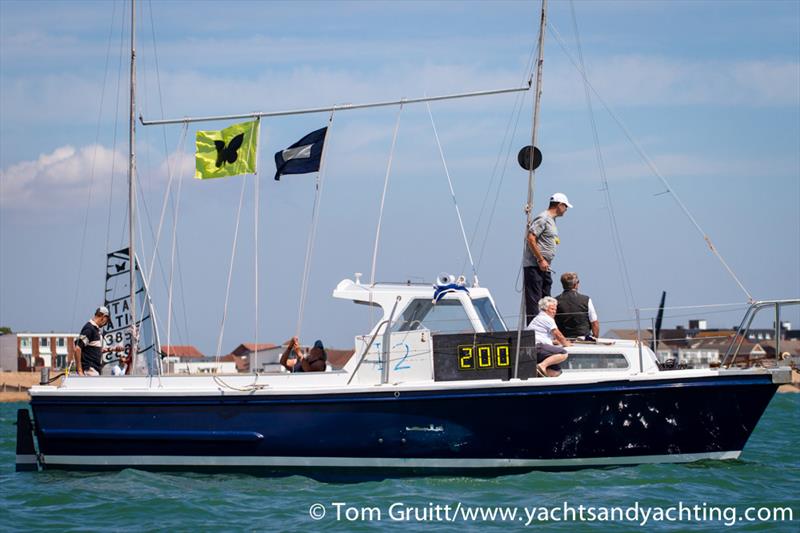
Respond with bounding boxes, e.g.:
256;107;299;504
1;0;798;355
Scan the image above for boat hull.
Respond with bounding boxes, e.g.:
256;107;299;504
26;373;777;477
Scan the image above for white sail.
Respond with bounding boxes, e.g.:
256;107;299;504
103;247;161;375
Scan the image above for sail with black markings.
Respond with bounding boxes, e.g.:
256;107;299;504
104;247;161;375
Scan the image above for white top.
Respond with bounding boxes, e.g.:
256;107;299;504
587;298;598;322
526;312;558;345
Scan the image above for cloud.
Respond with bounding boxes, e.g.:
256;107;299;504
548;142;799;184
0;144;126;209
155;150;194;183
544;54;799;108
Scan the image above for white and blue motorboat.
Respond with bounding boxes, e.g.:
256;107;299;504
16;276;794;476
15;0;795;478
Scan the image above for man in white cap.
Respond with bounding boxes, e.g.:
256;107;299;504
523;192;572;324
74;306;124;376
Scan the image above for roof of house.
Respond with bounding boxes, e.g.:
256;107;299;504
604;328;692;347
760;339;800;357
326;348;355;369
229;343;279;356
604;329;653;341
161;345;204;358
693;330;736;339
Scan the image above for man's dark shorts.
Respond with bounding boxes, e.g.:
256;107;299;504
536;342;566;372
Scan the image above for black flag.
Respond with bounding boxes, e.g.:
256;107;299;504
274;127;328;181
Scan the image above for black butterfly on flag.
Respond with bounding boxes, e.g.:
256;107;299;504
214;133;245;168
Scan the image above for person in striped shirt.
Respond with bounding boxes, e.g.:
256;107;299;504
74;306;124;376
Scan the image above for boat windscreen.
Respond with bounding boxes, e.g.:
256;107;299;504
473;297;506;332
392;299;475;333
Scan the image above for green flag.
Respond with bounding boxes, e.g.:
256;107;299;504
195;120;259;179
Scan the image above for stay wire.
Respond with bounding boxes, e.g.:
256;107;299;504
145;0;193;349
296;111;336;339
70;0;119;328
136;126;191;352
568;0;637;311
470;40;539;274
547;20;754;303
254;118;262;369
370;102;404;287
145;125;188;293
166;136;187;361
215;174;250;363
213;123;260;367
113;5;129;252
425;102;478;285
368;103;404;330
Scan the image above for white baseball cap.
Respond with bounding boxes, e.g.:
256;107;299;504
96;306;111;318
549;192;573;208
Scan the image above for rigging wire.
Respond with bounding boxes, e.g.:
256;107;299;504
140;0;193;349
215;127;260;364
469;40;539;274
425;102;479;285
370;102;404;287
132;126;191;351
514;0;548;377
253;119;262;370
133;168;160;375
368;104;404;329
166;137;187;359
568;0;637;311
296;111;336;339
145;126;188;292
114;3;131;253
215;174;250;363
547;21;754;303
70;0;119;328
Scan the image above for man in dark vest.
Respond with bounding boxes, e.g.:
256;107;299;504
555;272;599;339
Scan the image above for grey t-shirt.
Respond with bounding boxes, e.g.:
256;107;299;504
523;210;559;266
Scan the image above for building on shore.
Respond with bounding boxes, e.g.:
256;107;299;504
14;333;78;372
0;333;18;371
605;319;800;368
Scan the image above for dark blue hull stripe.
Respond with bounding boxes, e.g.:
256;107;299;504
41;429;264;441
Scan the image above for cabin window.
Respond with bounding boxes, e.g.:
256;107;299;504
473;297;506;332
392;299;474;333
562;352;629;370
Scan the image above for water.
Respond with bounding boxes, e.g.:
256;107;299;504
1;396;797;532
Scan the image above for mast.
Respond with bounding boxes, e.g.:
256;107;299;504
514;0;547;378
128;0;138;353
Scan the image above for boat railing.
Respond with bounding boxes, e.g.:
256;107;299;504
722;299;800;368
347;296;402;385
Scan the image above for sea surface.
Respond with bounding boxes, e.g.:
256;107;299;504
1;396;797;532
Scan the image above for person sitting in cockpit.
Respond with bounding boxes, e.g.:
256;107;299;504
280;336;327;372
526;296;571;377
